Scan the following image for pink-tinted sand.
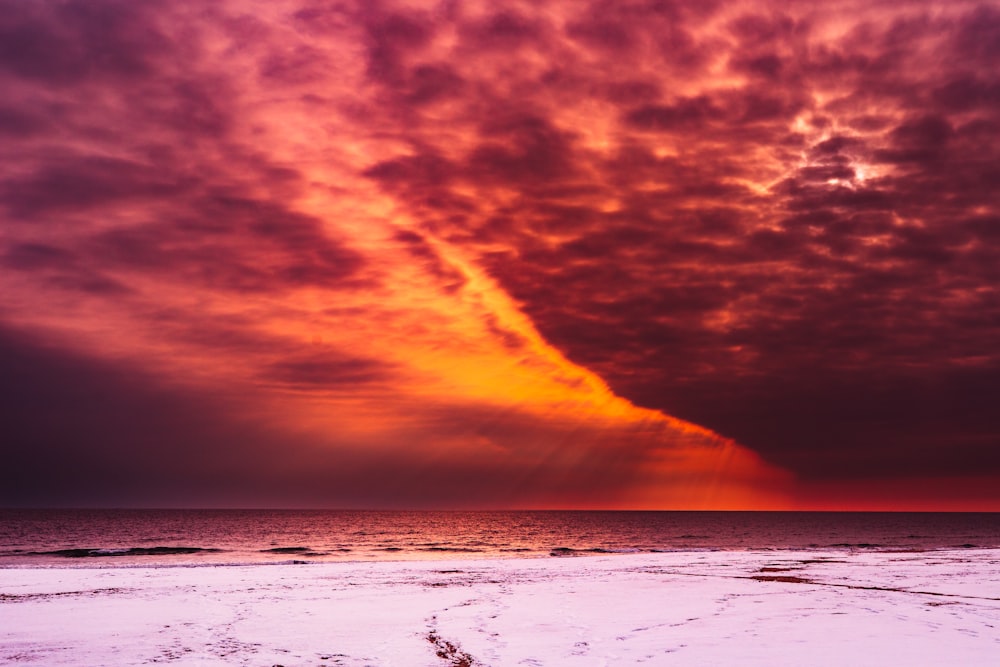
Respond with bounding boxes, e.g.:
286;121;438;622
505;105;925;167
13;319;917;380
2;549;999;665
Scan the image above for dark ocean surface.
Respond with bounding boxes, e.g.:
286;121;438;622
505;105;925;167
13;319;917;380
2;510;999;568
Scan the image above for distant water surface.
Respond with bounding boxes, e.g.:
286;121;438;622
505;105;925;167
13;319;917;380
2;510;999;567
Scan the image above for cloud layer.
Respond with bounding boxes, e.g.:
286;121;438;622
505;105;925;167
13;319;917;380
1;0;997;508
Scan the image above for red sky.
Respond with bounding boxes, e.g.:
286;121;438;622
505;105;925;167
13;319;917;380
1;0;998;509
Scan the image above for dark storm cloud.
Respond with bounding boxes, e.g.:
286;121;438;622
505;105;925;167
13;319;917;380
358;1;1000;485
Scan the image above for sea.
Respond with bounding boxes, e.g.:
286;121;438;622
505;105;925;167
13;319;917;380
2;510;999;568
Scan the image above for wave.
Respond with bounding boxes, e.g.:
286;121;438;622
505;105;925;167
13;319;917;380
34;547;223;558
549;547;640;557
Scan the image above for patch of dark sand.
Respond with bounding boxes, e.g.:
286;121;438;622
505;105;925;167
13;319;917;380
427;630;478;667
751;575;815;584
1;587;131;603
747;576;1000;602
758;566;804;573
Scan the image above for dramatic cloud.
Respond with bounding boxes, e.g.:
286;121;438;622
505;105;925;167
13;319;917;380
1;0;997;508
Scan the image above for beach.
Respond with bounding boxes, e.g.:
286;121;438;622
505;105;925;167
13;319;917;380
2;549;999;666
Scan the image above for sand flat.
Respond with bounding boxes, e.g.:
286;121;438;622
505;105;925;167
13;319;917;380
2;549;999;665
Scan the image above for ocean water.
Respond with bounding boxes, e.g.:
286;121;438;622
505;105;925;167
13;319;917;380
2;510;999;568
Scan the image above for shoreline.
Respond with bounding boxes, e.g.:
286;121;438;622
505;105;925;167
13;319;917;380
3;549;999;665
3;543;999;571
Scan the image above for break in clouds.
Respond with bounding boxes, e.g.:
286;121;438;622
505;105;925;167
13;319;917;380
1;0;998;507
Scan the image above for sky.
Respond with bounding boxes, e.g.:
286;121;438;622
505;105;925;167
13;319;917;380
1;0;998;510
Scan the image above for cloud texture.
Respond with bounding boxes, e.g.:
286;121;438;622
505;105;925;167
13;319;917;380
1;0;997;508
